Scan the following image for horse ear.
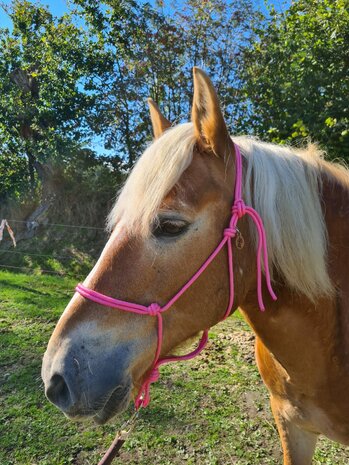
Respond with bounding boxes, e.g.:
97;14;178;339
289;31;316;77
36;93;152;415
147;98;171;139
191;67;233;158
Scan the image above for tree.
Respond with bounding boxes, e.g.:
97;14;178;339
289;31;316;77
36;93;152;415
172;0;260;132
0;0;261;205
72;0;259;165
243;0;349;158
0;0;99;196
71;0;187;166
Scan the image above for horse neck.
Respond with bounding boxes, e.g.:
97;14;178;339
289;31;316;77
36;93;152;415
238;161;349;384
320;163;349;361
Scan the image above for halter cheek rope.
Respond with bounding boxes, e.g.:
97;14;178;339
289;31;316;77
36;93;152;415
75;143;277;463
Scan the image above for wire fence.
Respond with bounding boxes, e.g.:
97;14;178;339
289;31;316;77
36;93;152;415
0;218;106;281
0;249;84;261
4;219;105;231
0;260;86;285
0;263;70;276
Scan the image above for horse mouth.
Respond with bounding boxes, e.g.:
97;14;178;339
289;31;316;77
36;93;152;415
93;382;132;425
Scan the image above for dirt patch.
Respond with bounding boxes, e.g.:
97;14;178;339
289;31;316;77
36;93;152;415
226;330;255;363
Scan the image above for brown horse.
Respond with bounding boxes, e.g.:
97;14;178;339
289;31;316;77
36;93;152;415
42;68;349;464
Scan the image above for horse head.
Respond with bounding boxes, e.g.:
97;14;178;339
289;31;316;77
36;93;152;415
41;69;259;423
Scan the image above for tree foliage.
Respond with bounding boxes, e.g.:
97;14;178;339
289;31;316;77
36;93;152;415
1;0;348;209
244;0;349;159
71;0;257;165
71;0;185;166
172;0;260;132
0;0;99;199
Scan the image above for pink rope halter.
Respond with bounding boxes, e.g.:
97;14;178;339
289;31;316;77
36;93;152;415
75;143;277;410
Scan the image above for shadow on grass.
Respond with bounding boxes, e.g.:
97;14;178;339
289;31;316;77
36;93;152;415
0;278;51;296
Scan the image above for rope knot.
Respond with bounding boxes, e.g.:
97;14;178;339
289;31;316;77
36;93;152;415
147;303;161;316
233;199;246;218
224;227;237;238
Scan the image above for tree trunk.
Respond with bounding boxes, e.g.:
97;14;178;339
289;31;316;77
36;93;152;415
27;148;36;192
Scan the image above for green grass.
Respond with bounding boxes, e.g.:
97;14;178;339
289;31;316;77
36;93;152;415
0;270;348;464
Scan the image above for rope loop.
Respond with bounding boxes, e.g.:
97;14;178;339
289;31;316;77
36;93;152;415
135;368;160;409
232;199;246;218
147;303;161;316
148;367;160;383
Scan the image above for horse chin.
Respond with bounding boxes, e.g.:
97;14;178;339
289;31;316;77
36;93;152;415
93;381;132;425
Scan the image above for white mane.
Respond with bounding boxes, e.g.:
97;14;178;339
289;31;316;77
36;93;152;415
107;123;196;236
236;136;333;299
108;123;334;300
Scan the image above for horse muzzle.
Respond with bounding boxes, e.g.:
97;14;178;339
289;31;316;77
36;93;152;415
41;340;132;424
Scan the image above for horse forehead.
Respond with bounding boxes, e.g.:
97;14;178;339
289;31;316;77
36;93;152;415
163;151;222;208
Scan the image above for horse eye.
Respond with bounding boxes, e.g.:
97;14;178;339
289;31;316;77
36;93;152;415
152;219;189;238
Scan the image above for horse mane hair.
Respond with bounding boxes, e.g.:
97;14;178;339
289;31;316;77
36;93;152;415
107;122;340;300
107;123;195;237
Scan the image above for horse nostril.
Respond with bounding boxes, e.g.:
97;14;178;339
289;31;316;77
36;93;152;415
46;373;72;410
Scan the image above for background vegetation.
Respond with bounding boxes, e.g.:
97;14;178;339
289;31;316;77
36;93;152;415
0;0;348;275
1;0;348;215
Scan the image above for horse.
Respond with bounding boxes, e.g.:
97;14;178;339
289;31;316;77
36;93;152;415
42;67;349;465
